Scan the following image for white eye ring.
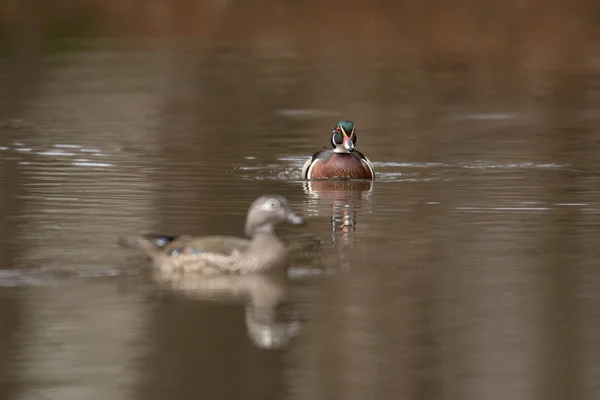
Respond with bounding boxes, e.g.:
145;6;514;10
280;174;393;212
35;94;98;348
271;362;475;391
264;199;281;210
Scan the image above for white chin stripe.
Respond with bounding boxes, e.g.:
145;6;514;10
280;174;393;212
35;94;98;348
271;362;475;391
333;146;350;154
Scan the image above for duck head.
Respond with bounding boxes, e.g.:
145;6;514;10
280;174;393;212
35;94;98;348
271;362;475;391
245;195;304;237
331;120;357;154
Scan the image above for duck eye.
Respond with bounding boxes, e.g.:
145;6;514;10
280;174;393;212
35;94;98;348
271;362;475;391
268;200;280;209
335;126;341;133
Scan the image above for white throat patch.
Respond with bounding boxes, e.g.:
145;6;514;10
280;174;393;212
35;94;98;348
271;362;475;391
333;145;351;154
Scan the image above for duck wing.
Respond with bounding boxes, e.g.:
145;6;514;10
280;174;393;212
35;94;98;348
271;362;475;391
118;234;250;257
118;234;178;252
163;235;250;256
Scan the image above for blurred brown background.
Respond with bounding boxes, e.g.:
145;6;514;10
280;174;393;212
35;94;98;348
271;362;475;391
1;3;600;400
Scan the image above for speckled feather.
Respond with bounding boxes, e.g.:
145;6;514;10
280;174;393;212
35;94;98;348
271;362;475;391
151;235;289;274
303;150;374;179
120;233;289;274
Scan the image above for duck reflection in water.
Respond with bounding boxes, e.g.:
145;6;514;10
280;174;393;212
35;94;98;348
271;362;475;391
153;270;301;350
302;180;373;247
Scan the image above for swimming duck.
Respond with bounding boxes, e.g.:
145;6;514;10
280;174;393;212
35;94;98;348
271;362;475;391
119;195;304;274
301;120;375;180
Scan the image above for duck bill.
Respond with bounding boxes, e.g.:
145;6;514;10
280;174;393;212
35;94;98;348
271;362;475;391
343;137;354;152
285;211;304;225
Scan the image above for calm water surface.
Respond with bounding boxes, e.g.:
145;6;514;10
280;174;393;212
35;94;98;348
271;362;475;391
1;44;600;400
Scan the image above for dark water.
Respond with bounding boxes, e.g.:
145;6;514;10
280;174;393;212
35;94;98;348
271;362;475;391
1;41;600;400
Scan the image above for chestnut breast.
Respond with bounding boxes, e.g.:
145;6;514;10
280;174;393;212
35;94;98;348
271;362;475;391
310;153;373;179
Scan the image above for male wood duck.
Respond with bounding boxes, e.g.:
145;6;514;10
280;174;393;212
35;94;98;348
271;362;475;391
119;195;304;274
301;120;375;180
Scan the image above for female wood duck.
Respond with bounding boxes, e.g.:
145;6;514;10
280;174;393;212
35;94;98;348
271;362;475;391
301;120;375;180
119;195;304;274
